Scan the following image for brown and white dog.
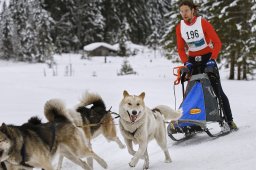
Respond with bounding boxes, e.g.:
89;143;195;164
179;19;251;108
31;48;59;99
57;92;125;169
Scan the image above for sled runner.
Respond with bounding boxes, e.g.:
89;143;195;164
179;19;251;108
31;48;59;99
167;66;231;141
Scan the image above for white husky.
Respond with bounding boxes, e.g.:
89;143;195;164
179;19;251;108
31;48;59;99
119;90;182;169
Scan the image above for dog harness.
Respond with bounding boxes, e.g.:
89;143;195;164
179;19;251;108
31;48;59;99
20;143;34;168
0;162;7;170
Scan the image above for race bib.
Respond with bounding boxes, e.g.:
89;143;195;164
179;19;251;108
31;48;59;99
180;16;208;51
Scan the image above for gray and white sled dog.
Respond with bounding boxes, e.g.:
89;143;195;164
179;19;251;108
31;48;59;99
119;90;182;169
0;99;108;170
58;91;125;169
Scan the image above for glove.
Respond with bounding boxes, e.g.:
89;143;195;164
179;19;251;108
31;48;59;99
184;61;193;71
180;67;189;75
206;59;216;67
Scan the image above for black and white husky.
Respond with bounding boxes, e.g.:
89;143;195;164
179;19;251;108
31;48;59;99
0;99;108;170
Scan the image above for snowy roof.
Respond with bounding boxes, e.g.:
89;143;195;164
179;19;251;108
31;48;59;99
113;41;145;51
83;42;118;52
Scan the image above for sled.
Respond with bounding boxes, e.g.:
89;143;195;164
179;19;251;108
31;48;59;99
167;66;231;141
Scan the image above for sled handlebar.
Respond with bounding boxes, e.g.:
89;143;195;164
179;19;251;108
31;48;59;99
173;66;187;85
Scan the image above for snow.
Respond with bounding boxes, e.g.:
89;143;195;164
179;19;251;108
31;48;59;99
249;13;256;24
230;0;238;7
220;6;228;14
212;1;221;8
83;42;118;52
1;45;256;170
0;0;9;11
252;4;256;10
236;24;242;31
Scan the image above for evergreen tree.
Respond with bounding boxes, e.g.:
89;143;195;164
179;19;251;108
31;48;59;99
22;22;36;62
118;59;136;75
112;0;152;44
118;20;128;56
9;0;27;60
161;0;180;60
215;0;252;80
81;1;105;45
146;0;171;48
247;0;256;79
0;1;14;60
200;0;234;69
0;0;55;62
101;0;120;43
21;0;38;62
41;0;75;52
32;0;55;62
41;0;104;52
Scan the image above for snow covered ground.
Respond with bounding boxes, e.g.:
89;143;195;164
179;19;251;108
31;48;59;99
0;47;256;170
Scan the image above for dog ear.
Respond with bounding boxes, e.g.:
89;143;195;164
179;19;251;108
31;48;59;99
1;123;6;128
139;92;145;100
0;123;9;133
123;90;130;97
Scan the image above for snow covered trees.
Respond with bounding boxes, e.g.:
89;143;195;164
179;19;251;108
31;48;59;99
0;0;54;62
0;1;14;60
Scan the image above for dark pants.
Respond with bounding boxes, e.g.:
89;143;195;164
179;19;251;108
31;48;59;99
188;53;233;122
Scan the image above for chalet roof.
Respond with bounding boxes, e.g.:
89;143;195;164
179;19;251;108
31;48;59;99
83;42;118;52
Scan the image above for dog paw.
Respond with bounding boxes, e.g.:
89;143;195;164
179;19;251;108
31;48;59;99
119;143;126;149
129;162;135;167
129;157;138;167
102;162;108;169
97;159;108;169
164;158;172;163
143;163;149;169
128;150;136;156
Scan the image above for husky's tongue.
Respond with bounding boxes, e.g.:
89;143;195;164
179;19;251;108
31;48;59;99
130;115;138;122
